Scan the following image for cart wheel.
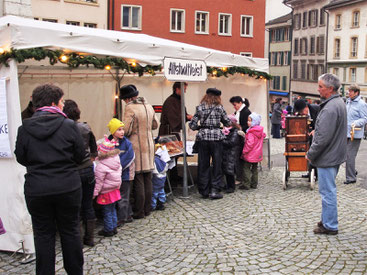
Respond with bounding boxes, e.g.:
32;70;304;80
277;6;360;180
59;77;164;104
282;171;287;190
310;169;315;190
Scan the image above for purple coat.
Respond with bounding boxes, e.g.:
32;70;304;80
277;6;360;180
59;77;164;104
94;150;122;197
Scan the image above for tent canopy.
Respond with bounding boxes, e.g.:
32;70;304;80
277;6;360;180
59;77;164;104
0;15;268;72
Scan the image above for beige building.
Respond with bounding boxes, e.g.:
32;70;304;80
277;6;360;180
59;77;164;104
284;0;329;100
1;0;32;17
266;13;292;103
32;0;107;29
324;0;367;98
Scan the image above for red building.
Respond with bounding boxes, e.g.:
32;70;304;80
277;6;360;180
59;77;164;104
108;0;265;58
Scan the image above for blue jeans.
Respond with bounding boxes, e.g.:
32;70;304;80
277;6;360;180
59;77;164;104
317;166;340;231
103;203;117;232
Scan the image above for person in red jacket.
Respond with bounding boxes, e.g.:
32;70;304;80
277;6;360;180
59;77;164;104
241;113;266;190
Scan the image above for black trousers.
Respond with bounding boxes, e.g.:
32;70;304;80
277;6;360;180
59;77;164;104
197;140;223;196
79;166;96;222
25;188;83;275
132;172;152;218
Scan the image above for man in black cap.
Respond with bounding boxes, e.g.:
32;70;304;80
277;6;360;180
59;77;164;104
159;82;192;138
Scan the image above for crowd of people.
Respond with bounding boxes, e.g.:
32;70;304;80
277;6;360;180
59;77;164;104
12;73;367;273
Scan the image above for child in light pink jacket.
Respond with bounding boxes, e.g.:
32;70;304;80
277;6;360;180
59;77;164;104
94;136;122;237
241;113;266;190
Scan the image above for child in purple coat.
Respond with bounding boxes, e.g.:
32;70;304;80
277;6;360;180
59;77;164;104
241;113;266;190
94;137;122;237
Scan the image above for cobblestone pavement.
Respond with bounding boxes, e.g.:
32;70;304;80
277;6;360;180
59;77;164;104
1;138;367;274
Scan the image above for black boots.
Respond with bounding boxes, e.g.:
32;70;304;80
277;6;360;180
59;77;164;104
83;220;95;247
156;200;165;211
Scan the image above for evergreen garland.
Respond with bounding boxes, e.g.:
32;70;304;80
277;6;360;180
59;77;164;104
0;47;272;79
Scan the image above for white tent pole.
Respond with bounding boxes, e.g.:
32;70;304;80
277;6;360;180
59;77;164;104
180;82;188;198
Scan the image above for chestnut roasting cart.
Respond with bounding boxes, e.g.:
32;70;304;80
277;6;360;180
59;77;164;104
283;116;316;190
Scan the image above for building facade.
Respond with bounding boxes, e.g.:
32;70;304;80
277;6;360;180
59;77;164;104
284;0;329;100
32;0;107;29
107;0;266;57
1;0;32;17
324;0;367;98
266;13;292;103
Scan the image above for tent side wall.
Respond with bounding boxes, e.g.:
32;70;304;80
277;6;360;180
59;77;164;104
0;61;34;253
18;70;269;141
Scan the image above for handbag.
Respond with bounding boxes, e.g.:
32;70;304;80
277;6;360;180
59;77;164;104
192;107;215;154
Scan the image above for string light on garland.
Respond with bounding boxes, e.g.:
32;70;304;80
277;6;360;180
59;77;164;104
0;47;272;80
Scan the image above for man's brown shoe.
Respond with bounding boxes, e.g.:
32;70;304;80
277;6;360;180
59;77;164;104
313;223;338;235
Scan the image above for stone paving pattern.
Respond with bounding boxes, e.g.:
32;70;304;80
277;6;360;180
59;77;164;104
1;138;367;274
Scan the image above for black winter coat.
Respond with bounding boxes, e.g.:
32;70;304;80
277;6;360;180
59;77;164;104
15;111;85;197
222;127;241;175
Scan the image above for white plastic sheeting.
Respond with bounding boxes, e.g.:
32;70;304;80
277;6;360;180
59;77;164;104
0;16;268;72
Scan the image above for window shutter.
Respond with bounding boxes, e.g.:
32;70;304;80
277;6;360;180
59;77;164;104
269;30;273;42
280;52;284;65
282;76;287;90
274;52;278;65
288;51;291;64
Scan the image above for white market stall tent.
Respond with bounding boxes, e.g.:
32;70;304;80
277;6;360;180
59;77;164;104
0;15;270;253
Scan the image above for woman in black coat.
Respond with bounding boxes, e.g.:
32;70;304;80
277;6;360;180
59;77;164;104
15;84;85;275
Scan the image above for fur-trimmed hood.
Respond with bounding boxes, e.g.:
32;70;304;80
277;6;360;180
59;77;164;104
97;149;121;160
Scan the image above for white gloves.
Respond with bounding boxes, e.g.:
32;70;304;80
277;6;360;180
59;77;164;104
238;130;245;137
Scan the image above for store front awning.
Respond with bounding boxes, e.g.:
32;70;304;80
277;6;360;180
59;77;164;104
269;91;288;96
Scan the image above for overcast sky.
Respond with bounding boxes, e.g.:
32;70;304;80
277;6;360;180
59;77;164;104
266;0;292;22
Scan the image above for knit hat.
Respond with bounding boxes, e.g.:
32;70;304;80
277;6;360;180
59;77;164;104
108;118;125;135
228;114;237;123
249;112;261;127
206;88;221;96
120;84;139;99
98;136;118;154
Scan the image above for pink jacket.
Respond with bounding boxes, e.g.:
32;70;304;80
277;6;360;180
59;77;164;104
241;125;266;163
94;151;122;197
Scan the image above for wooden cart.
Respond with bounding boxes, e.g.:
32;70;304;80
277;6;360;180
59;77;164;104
283;116;316;190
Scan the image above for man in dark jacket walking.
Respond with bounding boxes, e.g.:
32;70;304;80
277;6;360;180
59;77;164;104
306;74;347;235
15;84;85;275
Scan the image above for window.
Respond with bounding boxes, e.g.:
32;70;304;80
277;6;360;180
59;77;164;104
301;61;306;79
271;52;277;66
333;67;339;77
284;27;290;41
352;11;360;27
320;9;326;26
241;15;253;37
66;21;80;26
171;9;185;33
319;64;325;75
351;37;358;58
294;38;299;55
240;52;252;57
294;14;301;30
273;76;281;90
335;14;341;29
302;12;307;28
310;36;315;54
278;52;284;66
334;38;341;58
350;68;356;82
300;38;308;55
195;11;209;34
293;61;298;79
308;10;318;27
284;51;290;66
316;35;325;54
122;5;142;30
309;64;318;81
282;76;287;90
84;23;97;28
218;13;232;35
42;18;57;23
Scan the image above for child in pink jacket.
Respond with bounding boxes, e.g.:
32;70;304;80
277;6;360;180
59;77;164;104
94;136;122;237
241;113;266;190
